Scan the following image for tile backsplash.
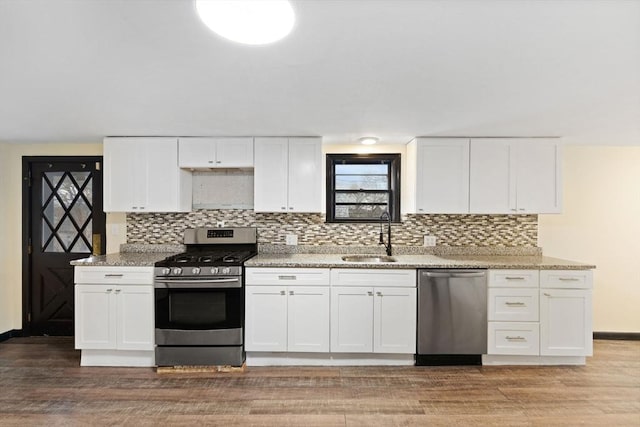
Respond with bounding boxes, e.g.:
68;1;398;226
127;210;538;247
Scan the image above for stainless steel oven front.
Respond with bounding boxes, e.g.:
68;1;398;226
154;273;245;366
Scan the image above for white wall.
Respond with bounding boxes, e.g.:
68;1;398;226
539;145;640;333
0;142;103;334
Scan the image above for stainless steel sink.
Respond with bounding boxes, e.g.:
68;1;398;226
341;255;397;263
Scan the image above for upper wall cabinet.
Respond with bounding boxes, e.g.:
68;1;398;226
178;137;254;168
254;137;322;213
407;138;470;214
103;137;192;213
469;138;562;214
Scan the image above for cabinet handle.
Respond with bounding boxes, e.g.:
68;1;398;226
216;160;221;164
510;208;517;211
544;292;551;297
506;336;526;341
418;208;424;211
376;291;382;297
115;289;121;293
289;207;294;210
281;207;286;210
505;301;525;306
140;207;145;210
106;288;113;292
280;290;286;296
367;291;373;296
208;160;214;164
505;276;525;280
518;208;525;211
289;290;294;296
559;277;579;281
104;274;124;278
278;275;296;280
132;207;138;210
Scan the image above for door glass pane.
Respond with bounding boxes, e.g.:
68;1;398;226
46;171;63;188
57;217;76;250
71;239;90;253
70;198;91;226
45;238;64;253
57;174;77;208
42;222;52;248
82;176;93;204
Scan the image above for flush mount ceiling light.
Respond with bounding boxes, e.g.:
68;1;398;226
358;137;379;145
195;0;295;45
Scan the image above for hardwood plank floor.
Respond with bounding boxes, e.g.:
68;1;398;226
0;338;638;426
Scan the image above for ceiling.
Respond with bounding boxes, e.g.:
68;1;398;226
1;0;638;145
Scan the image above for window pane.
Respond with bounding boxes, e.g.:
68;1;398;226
335;192;388;204
335;204;388;219
335;175;388;190
335;164;388;175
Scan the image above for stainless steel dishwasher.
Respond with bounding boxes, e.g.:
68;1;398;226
416;269;487;365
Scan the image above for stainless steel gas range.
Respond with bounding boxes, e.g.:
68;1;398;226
153;227;257;366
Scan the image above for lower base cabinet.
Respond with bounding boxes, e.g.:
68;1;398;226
245;285;330;352
74;266;155;367
486;269;593;364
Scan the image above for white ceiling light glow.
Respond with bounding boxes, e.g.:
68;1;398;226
195;0;295;45
359;137;378;145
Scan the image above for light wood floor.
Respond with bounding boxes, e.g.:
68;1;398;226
0;337;638;426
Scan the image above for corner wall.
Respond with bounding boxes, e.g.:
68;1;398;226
538;145;640;333
0;142;103;334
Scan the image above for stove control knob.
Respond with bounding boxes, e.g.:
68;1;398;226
172;267;182;276
161;268;171;276
210;267;219;274
191;267;201;275
221;267;231;275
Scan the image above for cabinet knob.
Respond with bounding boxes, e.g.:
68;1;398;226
544;292;551;297
115;289;121;293
106;288;113;293
216;161;221;164
280;290;286;296
289;207;294;210
367;291;373;296
208;160;214;164
281;207;286;210
376;291;382;297
289;291;294;296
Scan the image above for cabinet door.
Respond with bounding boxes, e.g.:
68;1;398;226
216;137;254;167
245;286;287;352
330;287;373;353
469;139;516;214
287;137;322;212
540;289;592;356
104;138;145;211
178;137;216;167
254;137;289;212
415;139;469;213
143;137;190;212
116;286;154;351
287;286;330;352
373;287;417;354
516;141;561;213
75;285;116;350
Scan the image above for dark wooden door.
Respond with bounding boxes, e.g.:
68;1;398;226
24;158;105;336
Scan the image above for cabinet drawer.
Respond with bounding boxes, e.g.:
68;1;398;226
74;267;154;285
488;288;539;322
246;268;330;286
540;270;593;289
489;270;539;288
488;322;540;355
331;269;416;288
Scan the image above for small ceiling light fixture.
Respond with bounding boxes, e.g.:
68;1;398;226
195;0;295;45
359;137;379;145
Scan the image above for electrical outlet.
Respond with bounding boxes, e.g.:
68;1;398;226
423;235;437;247
216;221;225;228
285;234;298;245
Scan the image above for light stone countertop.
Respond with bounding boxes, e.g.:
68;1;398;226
70;246;595;270
245;253;595;270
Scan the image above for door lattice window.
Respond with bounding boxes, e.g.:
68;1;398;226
41;171;93;253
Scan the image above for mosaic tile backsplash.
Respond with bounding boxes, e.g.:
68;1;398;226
127;210;538;247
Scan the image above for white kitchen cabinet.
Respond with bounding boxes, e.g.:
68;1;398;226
254;137;322;212
178;137;254;168
245;268;330;353
330;269;417;354
408;138;470;213
469;138;561;214
103;137;191;212
540;270;593;357
74;266;155;366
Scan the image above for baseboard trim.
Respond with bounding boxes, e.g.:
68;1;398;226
594;332;640;341
0;329;23;342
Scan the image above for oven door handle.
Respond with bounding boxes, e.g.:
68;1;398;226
154;278;241;289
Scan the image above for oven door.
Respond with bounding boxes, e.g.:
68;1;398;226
154;277;243;346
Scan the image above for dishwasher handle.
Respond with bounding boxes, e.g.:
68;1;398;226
422;271;486;279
